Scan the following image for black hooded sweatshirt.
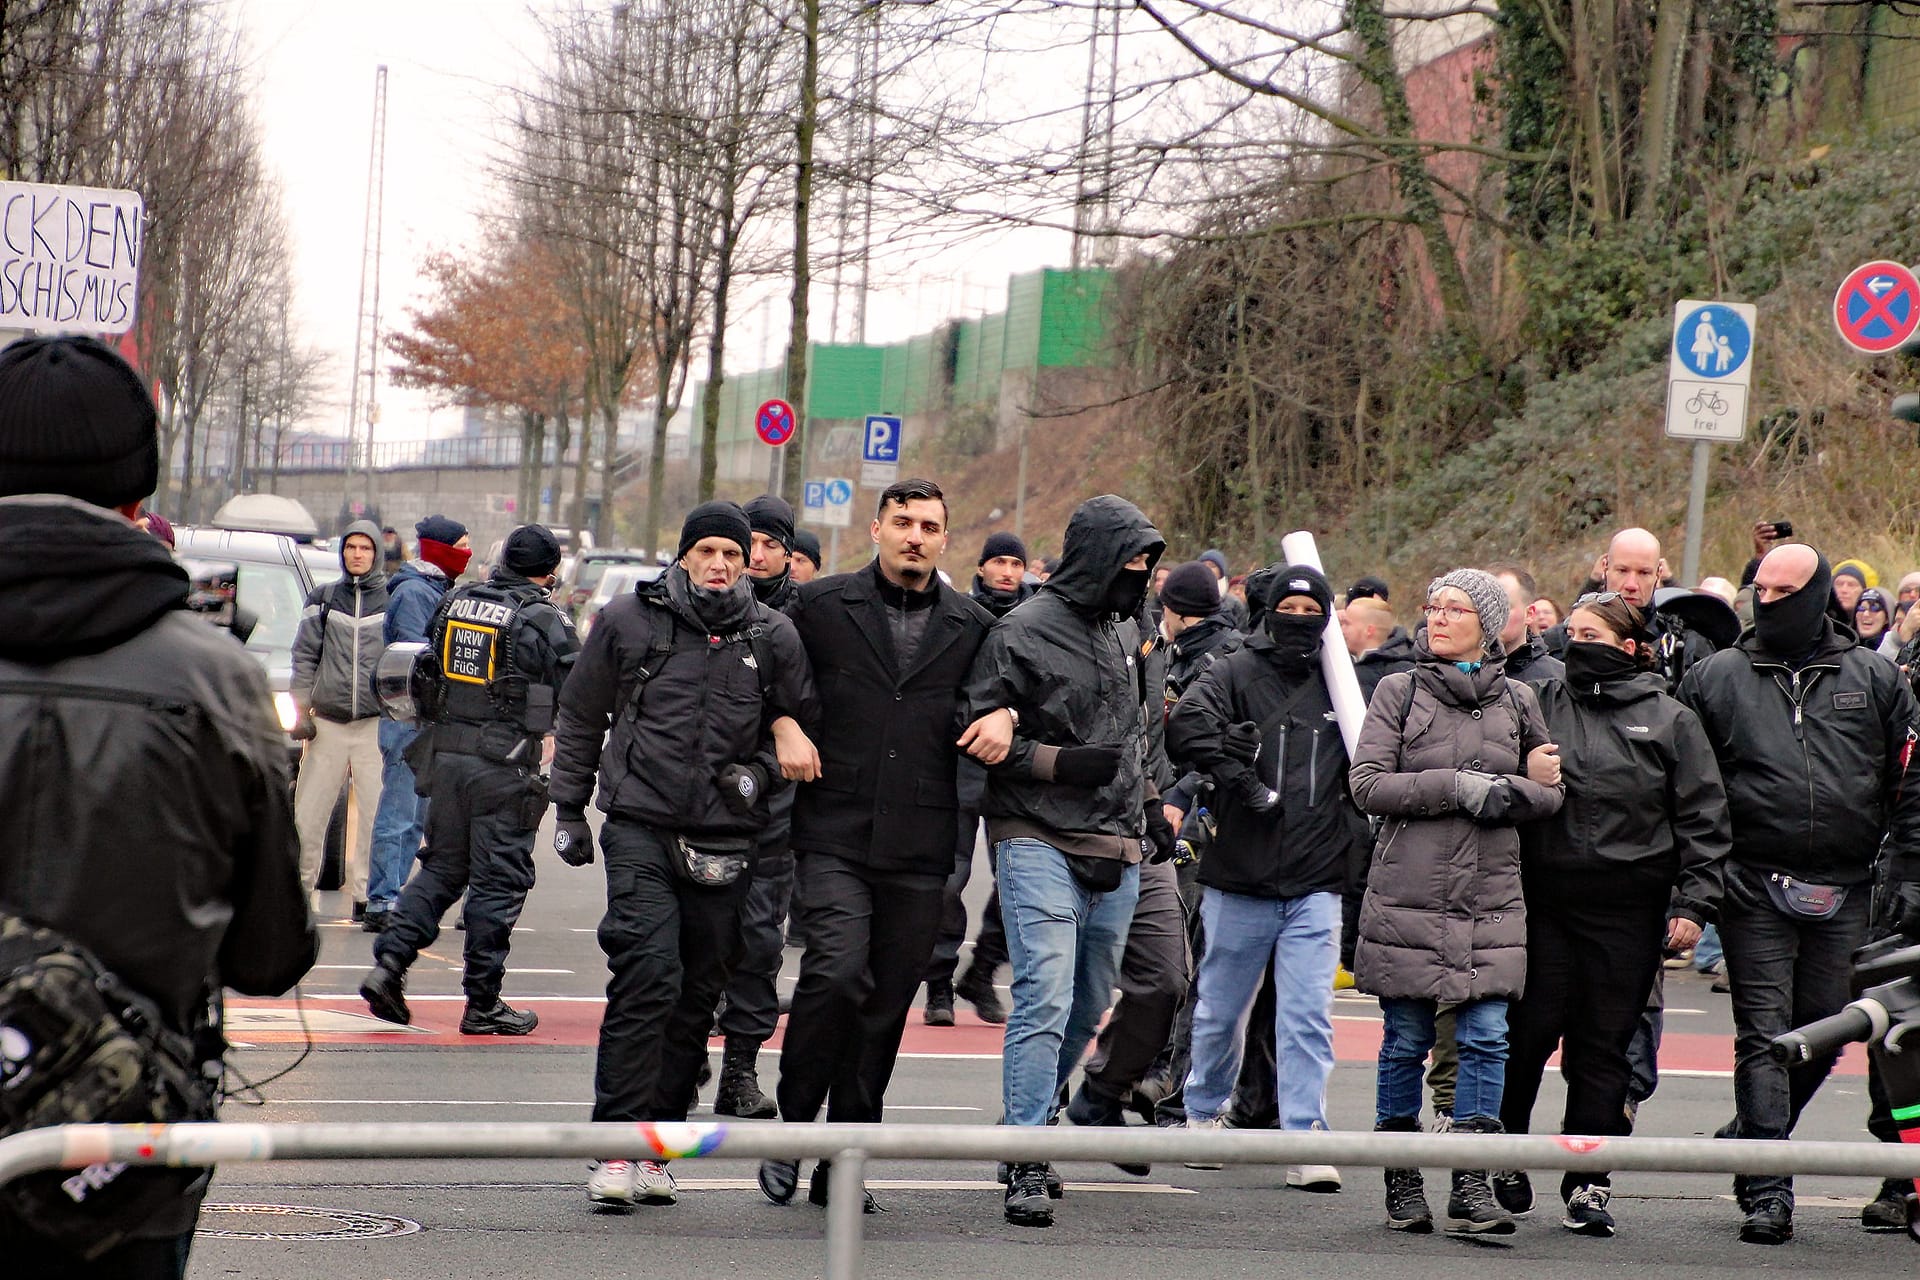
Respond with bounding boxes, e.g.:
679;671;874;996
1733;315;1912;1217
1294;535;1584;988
962;495;1165;861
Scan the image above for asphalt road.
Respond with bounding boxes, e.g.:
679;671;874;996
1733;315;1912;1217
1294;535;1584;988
186;824;1919;1279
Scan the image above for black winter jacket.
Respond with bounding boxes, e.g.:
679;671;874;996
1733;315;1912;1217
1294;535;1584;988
790;562;994;875
1526;671;1729;921
1354;627;1417;702
962;496;1165;846
1167;636;1364;898
1504;632;1565;685
552;566;817;841
1677;622;1920;885
971;575;1036;619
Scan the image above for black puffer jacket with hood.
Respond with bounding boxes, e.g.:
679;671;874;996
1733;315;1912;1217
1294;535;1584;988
962;495;1166;849
291;518;388;722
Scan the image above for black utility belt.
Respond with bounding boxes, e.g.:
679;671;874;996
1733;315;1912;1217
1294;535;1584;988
433;721;537;764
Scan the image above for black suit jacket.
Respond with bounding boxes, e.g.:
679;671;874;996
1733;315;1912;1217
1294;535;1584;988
789;562;995;876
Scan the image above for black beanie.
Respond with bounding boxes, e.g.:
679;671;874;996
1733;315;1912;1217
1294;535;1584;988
1270;564;1335;616
792;528;822;565
745;493;795;551
979;530;1029;566
678;501;752;561
416;514;467;546
1158;561;1219;617
502;524;562;576
1348;575;1390;604
0;335;160;508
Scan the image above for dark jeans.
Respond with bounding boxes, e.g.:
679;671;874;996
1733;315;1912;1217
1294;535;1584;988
1501;891;1666;1199
717;856;793;1046
374;752;535;1006
1719;861;1873;1207
777;852;947;1123
1083;857;1190;1100
591;818;752;1123
14;1231;193;1279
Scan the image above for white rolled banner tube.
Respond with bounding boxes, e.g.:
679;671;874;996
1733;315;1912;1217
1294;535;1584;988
1279;530;1368;759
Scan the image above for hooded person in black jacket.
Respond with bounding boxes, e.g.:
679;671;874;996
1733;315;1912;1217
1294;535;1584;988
0;336;315;1276
1166;566;1362;1191
547;501;818;1211
1498;594;1729;1237
1677;544;1920;1246
960;495;1170;1227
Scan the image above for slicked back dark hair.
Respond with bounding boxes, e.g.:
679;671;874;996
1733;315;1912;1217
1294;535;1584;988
877;477;947;524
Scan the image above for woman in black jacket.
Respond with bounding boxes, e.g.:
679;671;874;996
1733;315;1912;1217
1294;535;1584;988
1497;593;1730;1237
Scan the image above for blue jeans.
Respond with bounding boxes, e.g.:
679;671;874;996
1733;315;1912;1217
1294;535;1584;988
1693;922;1723;972
367;719;429;910
1377;996;1509;1126
996;838;1140;1128
1184;889;1339;1129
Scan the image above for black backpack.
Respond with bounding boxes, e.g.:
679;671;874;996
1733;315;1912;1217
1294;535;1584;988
0;910;218;1258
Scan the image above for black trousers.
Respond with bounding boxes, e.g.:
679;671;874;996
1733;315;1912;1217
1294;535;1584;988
591;818;751;1123
374;751;535;1006
1500;891;1666;1199
13;1232;193;1279
718;855;793;1045
1084;857;1190;1100
777;852;947;1124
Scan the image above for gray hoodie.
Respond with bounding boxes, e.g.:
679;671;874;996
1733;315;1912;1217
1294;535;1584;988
291;520;390;722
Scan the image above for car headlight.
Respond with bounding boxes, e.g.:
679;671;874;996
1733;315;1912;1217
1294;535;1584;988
273;691;299;732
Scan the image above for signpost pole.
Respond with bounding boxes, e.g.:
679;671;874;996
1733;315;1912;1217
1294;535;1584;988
1681;439;1710;588
768;447;783;500
829;528;841;570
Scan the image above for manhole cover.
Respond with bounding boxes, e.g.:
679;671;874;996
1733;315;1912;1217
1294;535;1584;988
196;1203;421;1240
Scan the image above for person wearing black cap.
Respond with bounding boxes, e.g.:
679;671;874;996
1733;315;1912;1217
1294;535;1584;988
0;335;315;1274
548;501;818;1211
972;530;1034;617
361;523;579;1041
791;528;823;583
1678;543;1920;1245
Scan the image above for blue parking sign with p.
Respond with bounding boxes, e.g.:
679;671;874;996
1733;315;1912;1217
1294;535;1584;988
863;415;902;464
803;481;826;509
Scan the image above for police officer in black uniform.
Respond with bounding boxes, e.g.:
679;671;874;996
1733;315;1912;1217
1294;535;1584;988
361;524;579;1035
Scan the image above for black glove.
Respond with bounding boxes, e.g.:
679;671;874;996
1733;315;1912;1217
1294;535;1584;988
553;808;594;867
717;762;771;816
1221;721;1261;764
1894;881;1920;941
1453;770;1513;826
1233;771;1280;813
290;713;317;742
1143;802;1178;863
1053;744;1123;789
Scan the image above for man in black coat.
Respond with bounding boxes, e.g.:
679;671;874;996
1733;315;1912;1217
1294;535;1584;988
756;480;997;1211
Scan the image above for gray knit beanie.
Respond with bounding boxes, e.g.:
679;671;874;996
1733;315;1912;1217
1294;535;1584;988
1428;567;1509;653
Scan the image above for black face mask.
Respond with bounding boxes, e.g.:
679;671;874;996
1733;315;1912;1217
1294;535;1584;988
1103;567;1151;616
1563;640;1639;689
750;570;790;604
1753;558;1833;663
1263;611;1325;668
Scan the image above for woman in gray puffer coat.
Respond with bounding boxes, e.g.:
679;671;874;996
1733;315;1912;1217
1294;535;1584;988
1348;568;1564;1237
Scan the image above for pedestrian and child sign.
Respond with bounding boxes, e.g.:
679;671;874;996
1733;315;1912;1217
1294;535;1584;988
1665;300;1755;442
0;181;144;335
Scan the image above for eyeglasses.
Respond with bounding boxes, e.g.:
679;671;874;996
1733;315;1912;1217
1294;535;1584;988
1421;604;1476;624
1572;591;1623;607
1859;599;1889;613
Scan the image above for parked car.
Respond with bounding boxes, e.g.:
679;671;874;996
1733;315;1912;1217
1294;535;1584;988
212;492;323;542
564;549;657;620
299;539;343;588
174;525;348;890
578;564;665;641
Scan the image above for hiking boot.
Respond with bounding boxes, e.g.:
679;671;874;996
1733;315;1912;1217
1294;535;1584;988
635;1160;677;1205
955;962;1006;1024
809;1160;883;1213
1065;1081;1149;1175
1562;1183;1615;1237
1184;1113;1227;1169
1447;1168;1516;1235
460;999;539;1035
360;908;390;934
995;1162;1063;1197
1004;1162;1055;1227
758;1158;801;1205
923;978;956;1026
1492;1168;1535;1216
1740;1194;1792;1245
359;960;411;1026
1377;1116;1431;1232
713;1039;777;1119
587;1159;637;1210
1863;1178;1914;1232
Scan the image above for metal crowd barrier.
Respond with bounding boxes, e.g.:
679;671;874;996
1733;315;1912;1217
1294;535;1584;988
6;1122;1920;1277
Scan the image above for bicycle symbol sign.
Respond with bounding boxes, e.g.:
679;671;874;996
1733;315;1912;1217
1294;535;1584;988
1666;299;1755;443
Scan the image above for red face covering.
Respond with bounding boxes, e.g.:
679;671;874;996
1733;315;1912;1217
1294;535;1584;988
417;538;472;579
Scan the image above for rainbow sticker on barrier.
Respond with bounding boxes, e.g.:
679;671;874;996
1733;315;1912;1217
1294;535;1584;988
636;1122;727;1159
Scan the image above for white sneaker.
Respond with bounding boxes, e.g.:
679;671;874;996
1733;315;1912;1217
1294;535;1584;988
1287;1164;1343;1192
587;1159;636;1208
635;1159;678;1205
1185;1115;1227;1170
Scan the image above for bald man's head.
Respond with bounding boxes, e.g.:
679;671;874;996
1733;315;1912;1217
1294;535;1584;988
1754;543;1820;603
1603;527;1666;607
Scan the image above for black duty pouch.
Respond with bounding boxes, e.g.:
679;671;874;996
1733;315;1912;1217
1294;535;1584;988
403;725;436;796
1064;852;1125;894
1764;872;1849;920
674;834;753;888
518;772;552;833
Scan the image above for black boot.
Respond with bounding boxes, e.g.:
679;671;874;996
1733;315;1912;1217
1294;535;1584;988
923;978;956;1027
359;959;411;1025
1377;1117;1431;1232
1446;1117;1516;1235
809;1159;882;1213
713;1039;777;1119
1863;1177;1913;1232
459;999;538;1035
955;961;1006;1024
